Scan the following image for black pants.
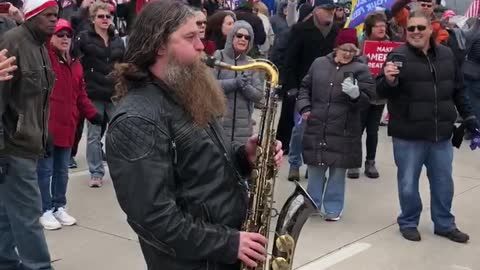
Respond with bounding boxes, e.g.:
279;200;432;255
361;104;385;161
71;117;108;158
276;94;296;153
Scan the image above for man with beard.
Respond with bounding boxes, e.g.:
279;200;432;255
0;0;58;268
106;1;283;269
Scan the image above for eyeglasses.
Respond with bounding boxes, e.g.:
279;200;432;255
338;47;358;55
196;20;207;26
407;25;427;32
420;3;433;8
97;14;112;19
55;32;73;38
235;33;251;41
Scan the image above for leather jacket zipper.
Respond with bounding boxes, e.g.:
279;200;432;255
40;48;50;151
426;55;439;141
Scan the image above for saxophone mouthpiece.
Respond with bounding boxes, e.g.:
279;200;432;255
201;55;232;70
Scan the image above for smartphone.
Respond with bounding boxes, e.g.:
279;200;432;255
388;52;406;71
0;3;10;14
343;72;355;83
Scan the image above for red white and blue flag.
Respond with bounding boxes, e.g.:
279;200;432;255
465;0;480;18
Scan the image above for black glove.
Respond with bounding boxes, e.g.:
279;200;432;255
465;117;480;134
44;133;54;158
451;124;465;149
89;113;104;126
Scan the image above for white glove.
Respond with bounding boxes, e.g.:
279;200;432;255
341;77;360;99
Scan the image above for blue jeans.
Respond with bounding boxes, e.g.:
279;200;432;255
87;100;114;178
37;147;72;213
288;112;306;169
464;79;480;122
0;155;52;270
393;138;456;232
306;165;346;216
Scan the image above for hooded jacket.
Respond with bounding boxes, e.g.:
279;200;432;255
212;20;263;144
270;1;288;34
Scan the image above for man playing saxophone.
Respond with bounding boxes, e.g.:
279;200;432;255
105;1;283;270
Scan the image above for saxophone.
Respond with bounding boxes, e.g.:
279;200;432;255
202;56;317;270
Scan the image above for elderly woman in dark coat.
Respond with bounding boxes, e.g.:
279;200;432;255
296;29;375;221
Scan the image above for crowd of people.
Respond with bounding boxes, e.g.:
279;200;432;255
0;0;479;269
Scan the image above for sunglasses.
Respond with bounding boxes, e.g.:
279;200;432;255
407;25;427;32
420;3;433;8
196;20;207;26
55;32;73;38
97;14;112;19
235;33;251;41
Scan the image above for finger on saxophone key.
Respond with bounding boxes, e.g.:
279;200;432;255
238;232;268;267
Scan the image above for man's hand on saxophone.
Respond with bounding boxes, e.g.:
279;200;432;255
245;135;284;167
238;232;268;268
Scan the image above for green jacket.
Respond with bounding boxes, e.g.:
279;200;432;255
0;24;55;158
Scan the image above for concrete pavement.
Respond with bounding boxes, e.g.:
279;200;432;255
46;120;480;270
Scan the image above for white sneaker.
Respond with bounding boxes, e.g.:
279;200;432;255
54;207;77;226
40;210;62;230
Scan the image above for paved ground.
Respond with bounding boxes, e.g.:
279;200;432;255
46;111;480;270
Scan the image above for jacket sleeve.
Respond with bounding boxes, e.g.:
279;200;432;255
356;64;376;102
77;76;98;120
253;17;267;45
282;27;302;94
212;50;238;94
376;59;399;98
106;115;239;264
240;71;264;103
296;65;313;114
231;141;253;178
452;61;475;121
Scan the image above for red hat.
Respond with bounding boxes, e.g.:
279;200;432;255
54;18;73;34
23;0;58;21
334;28;359;48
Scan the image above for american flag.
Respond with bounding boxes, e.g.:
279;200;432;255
465;0;480;18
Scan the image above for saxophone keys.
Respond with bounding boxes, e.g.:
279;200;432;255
275;235;295;253
251;169;259;179
271;257;289;270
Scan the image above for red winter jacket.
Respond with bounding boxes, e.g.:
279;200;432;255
47;46;98;148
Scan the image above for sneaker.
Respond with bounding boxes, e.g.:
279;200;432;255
287;167;300;182
40;210;62;230
364;160;380;179
54;207;77;226
325;213;341;222
347;168;360;179
89;177;103;188
68;157;77;169
400;228;421;241
435;228;469;243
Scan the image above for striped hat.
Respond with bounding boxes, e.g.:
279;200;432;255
23;0;58;21
465;0;480;18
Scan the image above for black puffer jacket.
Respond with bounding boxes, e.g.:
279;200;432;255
377;39;475;142
106;79;251;270
296;54;375;169
76;27;125;101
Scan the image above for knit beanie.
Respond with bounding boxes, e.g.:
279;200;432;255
23;0;58;21
334;28;359;48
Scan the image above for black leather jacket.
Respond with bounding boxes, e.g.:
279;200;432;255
106;79;251;270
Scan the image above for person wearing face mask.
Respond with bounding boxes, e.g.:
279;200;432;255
75;2;125;188
279;0;339;181
212;20;263;144
205;11;236;50
377;12;479;243
296;28;375;221
391;0;449;43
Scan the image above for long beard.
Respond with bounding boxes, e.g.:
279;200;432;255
163;56;226;127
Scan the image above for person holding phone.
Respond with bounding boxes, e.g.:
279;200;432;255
296;28;375;221
0;1;23;36
377;12;479;243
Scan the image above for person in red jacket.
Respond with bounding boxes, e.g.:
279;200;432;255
38;19;102;230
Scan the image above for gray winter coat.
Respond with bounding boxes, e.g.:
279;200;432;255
212;20;263;144
296;53;376;168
